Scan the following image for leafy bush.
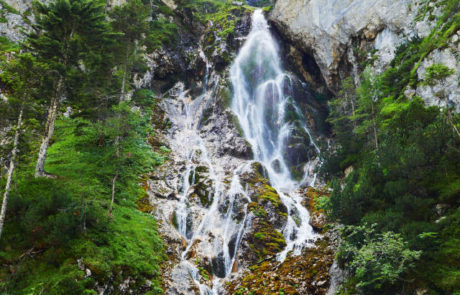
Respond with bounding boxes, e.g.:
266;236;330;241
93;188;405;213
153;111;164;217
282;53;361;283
337;224;421;292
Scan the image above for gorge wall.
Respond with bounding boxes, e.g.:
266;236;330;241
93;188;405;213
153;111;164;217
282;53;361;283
270;0;460;111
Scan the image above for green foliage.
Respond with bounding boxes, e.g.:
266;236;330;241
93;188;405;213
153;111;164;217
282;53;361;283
337;224;420;292
0;110;166;293
423;63;456;87
28;0;110;75
0;36;18;52
323;2;460;293
0;0;175;293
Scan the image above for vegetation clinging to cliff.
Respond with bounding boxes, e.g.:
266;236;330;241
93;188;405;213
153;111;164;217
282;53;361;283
320;1;460;294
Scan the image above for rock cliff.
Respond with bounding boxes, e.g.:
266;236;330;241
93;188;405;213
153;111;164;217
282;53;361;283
270;0;460;110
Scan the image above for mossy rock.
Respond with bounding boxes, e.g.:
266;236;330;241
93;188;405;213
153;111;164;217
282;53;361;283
226;238;334;295
248;219;286;261
137;194;153;213
188;166;214;208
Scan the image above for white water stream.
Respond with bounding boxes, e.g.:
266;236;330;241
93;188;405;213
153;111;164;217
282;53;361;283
161;9;319;295
230;9;318;262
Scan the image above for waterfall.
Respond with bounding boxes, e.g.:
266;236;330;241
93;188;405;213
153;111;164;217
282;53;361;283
162;67;253;295
230;9;318;261
159;9;320;295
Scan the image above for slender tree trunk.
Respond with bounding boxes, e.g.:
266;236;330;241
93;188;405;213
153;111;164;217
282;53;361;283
109;45;130;215
35;77;63;177
119;45;130;103
108;166;119;216
349;97;357;128
446;109;460;137
0;106;24;239
371;102;379;151
372;118;379;150
442;94;460;138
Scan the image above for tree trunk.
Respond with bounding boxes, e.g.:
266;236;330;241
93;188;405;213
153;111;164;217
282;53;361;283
119;45;130;103
446;110;460;138
442;94;460;138
35;77;63;177
110;45;130;215
108;167;119;216
371;102;379;151
350;99;357;128
0;106;24;239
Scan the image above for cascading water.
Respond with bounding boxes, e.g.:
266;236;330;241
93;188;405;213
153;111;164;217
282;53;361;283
230;9;318;261
157;9;321;295
162;64;254;294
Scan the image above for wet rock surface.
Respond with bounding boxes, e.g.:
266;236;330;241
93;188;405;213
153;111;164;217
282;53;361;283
225;238;335;295
224;185;342;295
144;6;333;295
302;187;329;231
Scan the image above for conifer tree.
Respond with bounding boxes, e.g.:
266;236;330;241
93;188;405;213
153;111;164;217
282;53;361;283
107;0;151;215
28;0;109;177
0;53;44;238
110;0;150;102
353;70;380;151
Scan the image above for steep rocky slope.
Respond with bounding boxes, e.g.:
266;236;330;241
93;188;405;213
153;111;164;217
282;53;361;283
270;0;460;110
144;6;337;294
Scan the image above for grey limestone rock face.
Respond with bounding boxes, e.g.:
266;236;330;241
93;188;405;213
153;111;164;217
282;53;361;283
415;47;460;112
0;0;34;42
270;0;460;111
270;0;416;90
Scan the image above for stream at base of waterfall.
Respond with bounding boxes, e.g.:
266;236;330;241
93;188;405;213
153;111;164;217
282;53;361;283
150;10;322;295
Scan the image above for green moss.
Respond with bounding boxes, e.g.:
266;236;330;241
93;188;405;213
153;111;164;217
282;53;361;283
249;220;286;260
248;202;267;217
0;0;20;14
259;192;280;206
262;5;273;12
199;105;214;126
172;211;179;229
227;111;245;137
227;238;334;294
199;267;210;281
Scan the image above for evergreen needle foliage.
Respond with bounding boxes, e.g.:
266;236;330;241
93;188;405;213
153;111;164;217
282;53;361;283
321;1;460;293
0;0;172;293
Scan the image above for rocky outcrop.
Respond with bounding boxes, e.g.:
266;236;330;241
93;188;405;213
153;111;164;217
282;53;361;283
414;46;460;112
270;0;415;91
0;0;33;42
234;163;288;267
270;0;460;111
302;187;328;231
145;3;253;93
226;238;335;295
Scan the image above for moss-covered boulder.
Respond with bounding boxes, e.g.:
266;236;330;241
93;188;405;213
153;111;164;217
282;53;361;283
231;162;288;269
226;238;334;295
188;165;214;208
302;187;330;232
